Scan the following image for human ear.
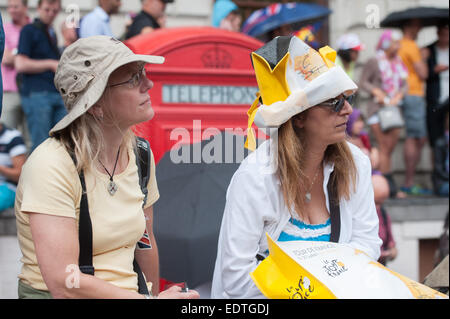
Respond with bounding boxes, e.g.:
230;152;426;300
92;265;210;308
292;112;306;129
87;103;104;120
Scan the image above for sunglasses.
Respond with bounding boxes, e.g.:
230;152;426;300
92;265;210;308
320;94;355;112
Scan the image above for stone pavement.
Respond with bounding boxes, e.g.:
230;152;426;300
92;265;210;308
0;236;21;299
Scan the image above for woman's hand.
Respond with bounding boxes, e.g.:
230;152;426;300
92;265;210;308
434;64;449;74
157;285;200;299
372;88;386;104
389;92;403;106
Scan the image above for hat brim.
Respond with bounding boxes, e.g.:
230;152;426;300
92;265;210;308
49;54;164;136
254;65;358;128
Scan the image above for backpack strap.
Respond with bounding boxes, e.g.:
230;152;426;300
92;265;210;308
135;136;151;208
327;171;341;243
134;136;152;295
68;152;95;276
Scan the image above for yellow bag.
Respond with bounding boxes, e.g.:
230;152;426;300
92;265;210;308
250;234;448;299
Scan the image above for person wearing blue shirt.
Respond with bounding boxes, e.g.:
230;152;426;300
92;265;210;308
15;0;66;152
79;0;121;38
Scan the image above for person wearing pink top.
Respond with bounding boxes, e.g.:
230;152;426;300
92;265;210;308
1;0;29;139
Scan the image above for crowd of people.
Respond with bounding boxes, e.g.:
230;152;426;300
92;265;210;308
0;0;448;299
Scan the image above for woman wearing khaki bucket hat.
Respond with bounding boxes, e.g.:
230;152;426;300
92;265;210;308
14;36;199;299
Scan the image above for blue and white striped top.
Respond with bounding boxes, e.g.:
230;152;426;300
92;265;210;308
277;217;331;242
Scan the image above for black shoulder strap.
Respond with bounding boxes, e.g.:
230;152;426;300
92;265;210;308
69;147;149;295
68;152;95;276
32;19;61;58
327;171;341;243
134;136;152;295
135;137;151;207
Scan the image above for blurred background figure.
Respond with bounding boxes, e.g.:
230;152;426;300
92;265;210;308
0;122;27;212
372;174;397;266
359;29;408;198
0;12;3;119
1;0;30;147
211;0;241;33
346;108;380;173
335;33;364;81
79;0;121;38
125;0;173;40
293;23;321;49
15;0;65;152
423;22;449;158
59;20;77;52
397;18;430;195
431;109;449;197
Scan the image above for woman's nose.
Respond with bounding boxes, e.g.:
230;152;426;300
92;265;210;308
340;100;353;115
141;76;153;92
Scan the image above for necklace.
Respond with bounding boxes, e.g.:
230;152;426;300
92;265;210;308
98;148;120;196
305;164;322;203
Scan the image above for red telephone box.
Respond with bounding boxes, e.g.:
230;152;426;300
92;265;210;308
125;26;263;164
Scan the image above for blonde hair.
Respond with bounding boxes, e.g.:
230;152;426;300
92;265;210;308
55;89;136;174
276;114;357;219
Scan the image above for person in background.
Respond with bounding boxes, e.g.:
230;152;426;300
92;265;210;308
372;174;397;266
335;33;364;81
79;0;121;38
423;22;449;154
346;109;395;265
1;0;30;139
397;19;430;195
212;0;241;33
0;12;4;117
125;0;173;40
59;20;77;53
0;122;27;212
15;0;66;152
359;29;408;198
432;108;449;197
345;108;380;173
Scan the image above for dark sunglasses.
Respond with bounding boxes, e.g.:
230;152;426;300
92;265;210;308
320;94;355;112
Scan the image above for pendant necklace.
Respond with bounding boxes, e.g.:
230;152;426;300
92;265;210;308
99;148;120;196
305;163;322;203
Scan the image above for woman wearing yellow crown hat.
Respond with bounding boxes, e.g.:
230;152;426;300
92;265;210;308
211;36;382;299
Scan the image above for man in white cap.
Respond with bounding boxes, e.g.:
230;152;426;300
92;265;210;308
335;33;364;80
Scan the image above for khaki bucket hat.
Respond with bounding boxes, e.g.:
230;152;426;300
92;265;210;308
49;35;164;135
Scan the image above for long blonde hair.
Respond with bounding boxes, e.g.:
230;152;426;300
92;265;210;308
276;114;357;219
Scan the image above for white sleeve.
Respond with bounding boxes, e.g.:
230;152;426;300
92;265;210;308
214;169;269;299
347;153;382;260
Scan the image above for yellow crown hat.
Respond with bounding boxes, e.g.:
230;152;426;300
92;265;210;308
245;36;358;150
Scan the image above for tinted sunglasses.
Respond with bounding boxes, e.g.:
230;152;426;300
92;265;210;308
320;94;355;112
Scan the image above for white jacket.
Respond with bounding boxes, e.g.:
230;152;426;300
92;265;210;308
211;140;382;299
